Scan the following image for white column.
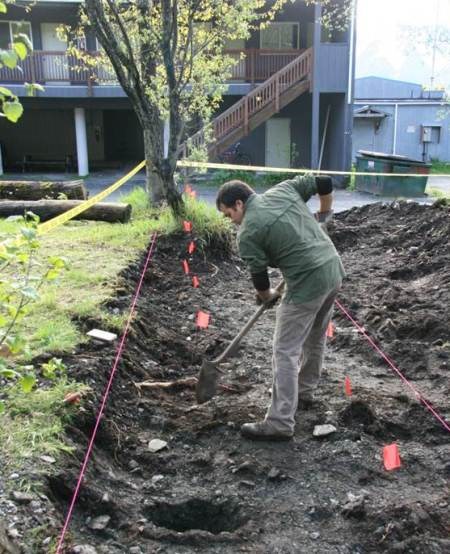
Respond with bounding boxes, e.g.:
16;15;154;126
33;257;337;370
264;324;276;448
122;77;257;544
74;107;89;176
393;103;398;155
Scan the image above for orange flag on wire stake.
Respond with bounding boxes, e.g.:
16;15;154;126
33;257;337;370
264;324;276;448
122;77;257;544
190;190;197;199
188;241;196;254
344;376;352;396
383;444;401;471
182;260;190;275
183;221;192;232
326;321;334;338
196;311;210;328
184;184;192;195
192;276;200;288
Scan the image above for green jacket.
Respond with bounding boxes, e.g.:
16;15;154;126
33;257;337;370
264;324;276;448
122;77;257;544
237;174;345;303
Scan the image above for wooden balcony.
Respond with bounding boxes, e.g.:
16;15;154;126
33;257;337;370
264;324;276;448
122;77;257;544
0;48;305;85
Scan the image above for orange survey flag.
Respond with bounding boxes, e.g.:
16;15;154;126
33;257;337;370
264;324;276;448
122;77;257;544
192;276;200;288
196;311;210;328
182;260;190;274
326;321;334;338
188;241;196;254
344;376;352;396
183;221;192;232
383;444;401;471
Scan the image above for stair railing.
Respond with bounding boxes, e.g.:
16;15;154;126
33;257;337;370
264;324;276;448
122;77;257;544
179;48;312;159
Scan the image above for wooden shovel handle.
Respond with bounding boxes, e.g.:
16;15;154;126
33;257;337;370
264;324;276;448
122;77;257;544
215;279;285;364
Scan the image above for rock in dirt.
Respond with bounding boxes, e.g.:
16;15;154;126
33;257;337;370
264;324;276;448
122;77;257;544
11;491;34;504
88;515;111;531
39;455;56;464
341;492;367;519
148;439;168;453
313;424;337;437
72;546;98;554
267;468;281;481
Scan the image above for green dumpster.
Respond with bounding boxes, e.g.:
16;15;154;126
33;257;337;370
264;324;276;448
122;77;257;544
355;150;430;196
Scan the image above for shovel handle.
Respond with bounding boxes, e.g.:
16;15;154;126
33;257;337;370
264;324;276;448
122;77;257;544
214;279;285;364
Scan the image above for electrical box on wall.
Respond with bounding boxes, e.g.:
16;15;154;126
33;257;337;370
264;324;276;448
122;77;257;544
421;126;432;143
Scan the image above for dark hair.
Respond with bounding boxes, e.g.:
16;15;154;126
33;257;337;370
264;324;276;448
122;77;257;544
216;180;255;210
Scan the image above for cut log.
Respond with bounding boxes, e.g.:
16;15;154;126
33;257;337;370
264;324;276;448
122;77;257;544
0;200;132;223
0;180;88;200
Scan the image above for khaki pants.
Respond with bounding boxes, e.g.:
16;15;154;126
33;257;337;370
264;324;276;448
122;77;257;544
265;285;341;433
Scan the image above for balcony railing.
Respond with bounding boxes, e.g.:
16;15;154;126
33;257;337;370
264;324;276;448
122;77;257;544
0;48;304;86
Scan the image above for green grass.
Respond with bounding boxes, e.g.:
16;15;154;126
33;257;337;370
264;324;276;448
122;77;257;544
0;378;89;470
431;160;450;174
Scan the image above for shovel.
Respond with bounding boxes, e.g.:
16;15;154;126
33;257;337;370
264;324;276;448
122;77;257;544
196;280;285;404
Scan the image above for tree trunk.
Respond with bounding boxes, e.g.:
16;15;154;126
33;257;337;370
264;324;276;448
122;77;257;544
0;200;131;223
143;128;165;205
161;160;184;216
0;180;87;201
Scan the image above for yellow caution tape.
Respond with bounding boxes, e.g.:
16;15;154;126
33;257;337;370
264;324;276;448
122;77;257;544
32;154;445;236
177;159;447;179
38;161;146;235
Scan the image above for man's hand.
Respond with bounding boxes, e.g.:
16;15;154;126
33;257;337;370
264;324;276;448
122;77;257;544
256;288;281;307
315;210;333;233
315;210;333;224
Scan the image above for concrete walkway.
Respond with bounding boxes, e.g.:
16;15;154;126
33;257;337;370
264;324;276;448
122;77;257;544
2;169;449;212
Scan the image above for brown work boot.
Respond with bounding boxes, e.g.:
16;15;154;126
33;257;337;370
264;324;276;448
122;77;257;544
240;421;293;441
196;360;219;404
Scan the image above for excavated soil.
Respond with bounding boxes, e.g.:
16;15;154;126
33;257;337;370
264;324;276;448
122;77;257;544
4;200;450;553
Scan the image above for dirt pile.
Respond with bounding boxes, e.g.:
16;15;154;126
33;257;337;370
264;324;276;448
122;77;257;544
331;200;450;379
2;200;449;553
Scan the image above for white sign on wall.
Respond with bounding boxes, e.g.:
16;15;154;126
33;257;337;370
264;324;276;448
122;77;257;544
407;125;416;133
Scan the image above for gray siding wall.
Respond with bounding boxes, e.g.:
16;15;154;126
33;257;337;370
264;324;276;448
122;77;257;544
352;103;450;162
316;44;350;92
320;93;346;171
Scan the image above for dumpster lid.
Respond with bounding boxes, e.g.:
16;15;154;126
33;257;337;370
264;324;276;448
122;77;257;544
357;150;428;165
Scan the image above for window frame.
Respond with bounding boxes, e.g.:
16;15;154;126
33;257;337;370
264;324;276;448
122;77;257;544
259;21;300;50
0;20;33;49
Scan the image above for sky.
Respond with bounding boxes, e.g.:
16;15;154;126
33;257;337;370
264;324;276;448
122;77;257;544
355;0;450;90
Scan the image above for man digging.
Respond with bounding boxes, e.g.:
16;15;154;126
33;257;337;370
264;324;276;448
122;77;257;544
212;174;345;441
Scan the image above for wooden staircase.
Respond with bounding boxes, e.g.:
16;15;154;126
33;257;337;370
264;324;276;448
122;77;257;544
179;48;313;160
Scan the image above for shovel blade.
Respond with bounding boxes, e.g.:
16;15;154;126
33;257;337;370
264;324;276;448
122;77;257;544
196;359;220;404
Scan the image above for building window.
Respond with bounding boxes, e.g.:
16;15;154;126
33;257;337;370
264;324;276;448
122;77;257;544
0;20;32;49
260;22;299;50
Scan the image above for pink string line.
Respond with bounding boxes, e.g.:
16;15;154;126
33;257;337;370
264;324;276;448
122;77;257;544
55;232;158;553
335;299;450;433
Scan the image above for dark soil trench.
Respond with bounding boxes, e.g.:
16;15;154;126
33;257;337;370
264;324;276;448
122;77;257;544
42;201;450;553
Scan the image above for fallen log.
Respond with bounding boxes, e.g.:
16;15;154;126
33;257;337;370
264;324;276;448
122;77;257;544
0;180;88;200
0;200;132;223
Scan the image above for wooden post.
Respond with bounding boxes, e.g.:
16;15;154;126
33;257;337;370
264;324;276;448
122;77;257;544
275;74;280;112
250;49;255;85
30;52;36;83
243;97;249;136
